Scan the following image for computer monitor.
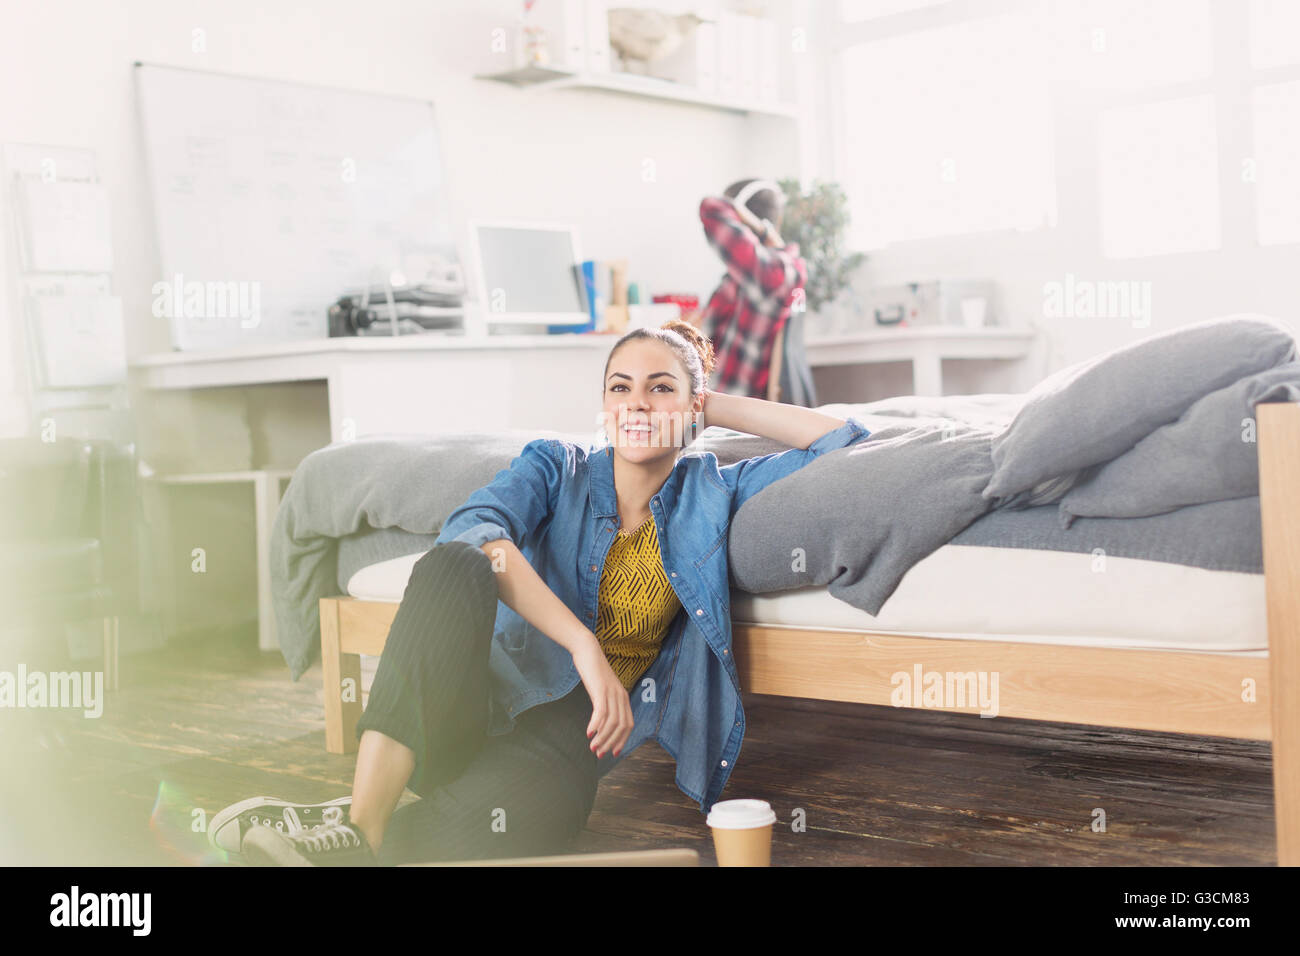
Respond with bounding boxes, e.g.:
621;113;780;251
468;220;589;327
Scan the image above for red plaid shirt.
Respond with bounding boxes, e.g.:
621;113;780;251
697;196;807;399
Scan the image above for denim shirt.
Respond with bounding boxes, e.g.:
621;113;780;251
430;416;871;814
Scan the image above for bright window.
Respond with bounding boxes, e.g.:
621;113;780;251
838;13;1056;249
1248;0;1300;69
839;0;950;22
1251;80;1300;245
1096;95;1220;259
1049;0;1212;92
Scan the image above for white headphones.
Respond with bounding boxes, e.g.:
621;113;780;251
730;179;783;244
730;179;782;212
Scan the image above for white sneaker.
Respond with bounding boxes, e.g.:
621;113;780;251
208;796;353;854
243;809;376;867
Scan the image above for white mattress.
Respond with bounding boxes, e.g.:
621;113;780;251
345;544;1268;657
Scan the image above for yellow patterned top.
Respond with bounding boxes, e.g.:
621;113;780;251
595;515;682;691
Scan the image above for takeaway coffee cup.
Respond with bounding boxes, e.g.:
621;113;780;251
707;799;777;866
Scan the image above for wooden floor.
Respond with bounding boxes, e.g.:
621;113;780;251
0;625;1278;866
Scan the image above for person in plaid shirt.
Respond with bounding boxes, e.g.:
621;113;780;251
695;178;808;400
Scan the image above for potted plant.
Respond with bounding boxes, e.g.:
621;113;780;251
775;177;865;330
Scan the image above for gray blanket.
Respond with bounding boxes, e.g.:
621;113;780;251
270;429;580;680
726;420;1000;614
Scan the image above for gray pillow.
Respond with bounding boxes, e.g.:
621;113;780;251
983;315;1297;501
728;422;998;615
1057;362;1300;526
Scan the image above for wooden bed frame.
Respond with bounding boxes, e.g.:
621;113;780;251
317;402;1300;865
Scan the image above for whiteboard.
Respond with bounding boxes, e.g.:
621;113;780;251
135;63;461;351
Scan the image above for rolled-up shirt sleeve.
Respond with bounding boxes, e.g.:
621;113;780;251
699;197;805;305
719;417;871;514
432;438;563;551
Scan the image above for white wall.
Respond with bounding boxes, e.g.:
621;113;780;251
0;0;802;436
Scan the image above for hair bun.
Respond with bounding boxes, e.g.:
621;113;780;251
662;319;716;379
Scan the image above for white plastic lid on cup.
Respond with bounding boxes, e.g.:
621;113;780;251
707;799;777;829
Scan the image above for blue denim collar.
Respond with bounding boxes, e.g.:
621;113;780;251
590;443;689;519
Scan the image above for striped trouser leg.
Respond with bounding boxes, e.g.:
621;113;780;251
353;540;499;795
376;687;599;865
355;539;601;864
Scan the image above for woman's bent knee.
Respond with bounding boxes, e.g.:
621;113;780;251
409;541;498;601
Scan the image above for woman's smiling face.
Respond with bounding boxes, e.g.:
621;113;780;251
602;339;696;463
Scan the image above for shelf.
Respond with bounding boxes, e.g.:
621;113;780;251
804;326;1037;347
804;325;1037;376
475;66;799;119
479;64;579;86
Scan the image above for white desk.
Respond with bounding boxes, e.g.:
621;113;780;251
804;326;1037;396
131;332;620;441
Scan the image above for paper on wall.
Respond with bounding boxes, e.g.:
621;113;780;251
26;294;126;387
16;178;114;273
